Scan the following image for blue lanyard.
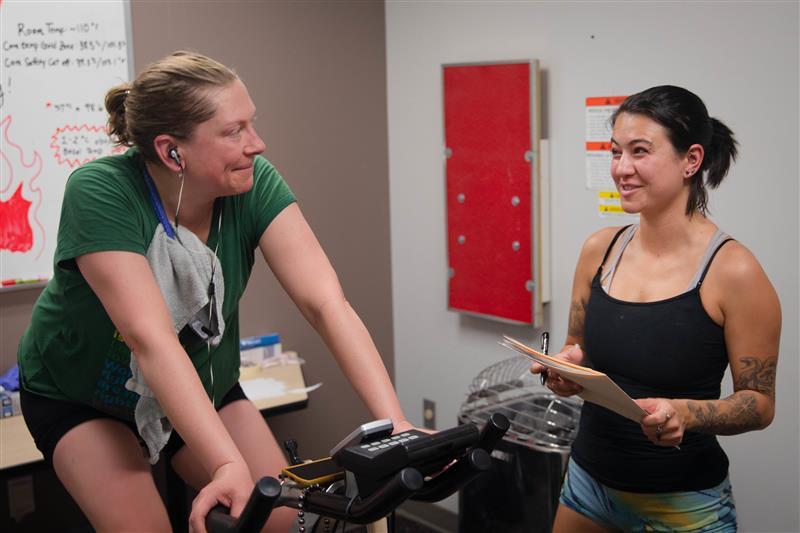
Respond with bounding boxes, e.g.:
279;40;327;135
142;165;177;239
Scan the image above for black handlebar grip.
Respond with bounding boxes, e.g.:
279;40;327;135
206;506;237;533
206;476;282;533
476;413;510;453
236;477;282;532
411;448;491;502
347;467;423;523
470;447;492;470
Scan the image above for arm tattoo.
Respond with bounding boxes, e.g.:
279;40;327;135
686;355;777;435
734;356;777;399
687;393;761;435
567;298;586;340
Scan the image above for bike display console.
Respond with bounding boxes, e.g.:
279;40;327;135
333;424;480;496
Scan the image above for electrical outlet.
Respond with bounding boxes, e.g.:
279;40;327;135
423;398;436;430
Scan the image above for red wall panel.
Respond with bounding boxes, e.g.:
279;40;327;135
444;62;536;324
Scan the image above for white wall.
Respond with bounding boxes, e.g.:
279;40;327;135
386;2;798;531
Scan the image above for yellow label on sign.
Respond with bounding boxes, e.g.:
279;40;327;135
596;190;637;219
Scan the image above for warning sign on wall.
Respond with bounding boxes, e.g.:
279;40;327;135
586;96;636;220
585;95;626;190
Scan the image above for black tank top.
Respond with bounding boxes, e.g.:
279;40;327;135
570;225;732;492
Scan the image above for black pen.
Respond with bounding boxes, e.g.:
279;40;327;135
540;331;549;386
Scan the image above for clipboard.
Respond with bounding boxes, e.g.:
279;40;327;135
499;335;647;422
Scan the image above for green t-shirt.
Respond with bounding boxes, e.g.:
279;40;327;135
18;148;295;419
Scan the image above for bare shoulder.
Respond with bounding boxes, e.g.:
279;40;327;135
578;226;628;266
707;239;780;313
567;225;629;289
711;240;772;288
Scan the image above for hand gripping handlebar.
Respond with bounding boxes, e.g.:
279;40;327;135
205;477;282;533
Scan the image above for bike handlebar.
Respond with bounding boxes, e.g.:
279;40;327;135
477;411;511;453
206;413;509;532
303;467;423;524
206;477;282;533
410;448;491;503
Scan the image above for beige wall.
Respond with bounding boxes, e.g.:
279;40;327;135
1;1;394;460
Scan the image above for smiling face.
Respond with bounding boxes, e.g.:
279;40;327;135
610;112;693;217
179;78;266;198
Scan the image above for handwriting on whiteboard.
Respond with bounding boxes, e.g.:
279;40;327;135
3;20;127;72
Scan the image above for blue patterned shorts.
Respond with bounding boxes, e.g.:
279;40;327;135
560;459;737;532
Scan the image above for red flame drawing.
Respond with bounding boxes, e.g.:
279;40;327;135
1;115;44;256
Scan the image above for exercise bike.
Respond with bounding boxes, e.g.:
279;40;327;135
205;413;510;532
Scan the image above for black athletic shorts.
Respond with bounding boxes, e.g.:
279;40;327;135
20;383;248;466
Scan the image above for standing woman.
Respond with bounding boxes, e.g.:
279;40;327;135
533;86;780;532
17;51;414;532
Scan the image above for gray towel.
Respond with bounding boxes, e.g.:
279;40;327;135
125;224;226;464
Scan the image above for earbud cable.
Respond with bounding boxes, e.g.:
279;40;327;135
174;169;185;232
207;208;222;405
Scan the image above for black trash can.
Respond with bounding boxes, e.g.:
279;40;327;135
458;358;581;533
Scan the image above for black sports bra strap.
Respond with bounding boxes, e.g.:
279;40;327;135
697;238;734;286
599;225;633;269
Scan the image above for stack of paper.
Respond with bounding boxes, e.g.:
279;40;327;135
499;335;646;422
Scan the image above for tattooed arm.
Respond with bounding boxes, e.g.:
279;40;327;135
642;242;781;444
683;242;780;434
682;355;777;435
560;227;622;355
565;297;587;352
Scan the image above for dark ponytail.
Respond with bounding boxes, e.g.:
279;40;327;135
612;86;738;216
686;117;738;214
704;117;738;189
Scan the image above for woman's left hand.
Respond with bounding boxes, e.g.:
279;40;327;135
635;398;685;448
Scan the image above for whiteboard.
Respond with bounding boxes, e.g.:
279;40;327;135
0;0;132;285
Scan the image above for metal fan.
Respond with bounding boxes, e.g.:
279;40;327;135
459;357;582;453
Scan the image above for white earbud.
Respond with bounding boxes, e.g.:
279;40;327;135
168;147;182;166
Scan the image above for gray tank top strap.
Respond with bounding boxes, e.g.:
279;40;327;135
600;224;638;293
687;228;732;290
